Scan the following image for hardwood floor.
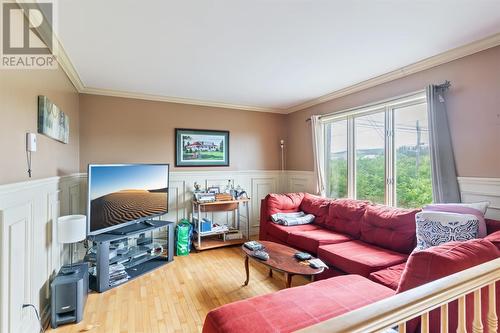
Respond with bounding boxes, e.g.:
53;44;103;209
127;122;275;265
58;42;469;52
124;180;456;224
47;246;310;333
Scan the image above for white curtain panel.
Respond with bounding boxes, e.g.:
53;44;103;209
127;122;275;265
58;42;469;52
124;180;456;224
310;115;326;196
426;84;461;203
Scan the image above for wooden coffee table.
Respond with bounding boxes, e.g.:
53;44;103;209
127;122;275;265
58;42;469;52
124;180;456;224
242;241;324;288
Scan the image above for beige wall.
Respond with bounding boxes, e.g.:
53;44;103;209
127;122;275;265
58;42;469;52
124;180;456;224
285;45;500;177
0;68;80;185
79;94;287;171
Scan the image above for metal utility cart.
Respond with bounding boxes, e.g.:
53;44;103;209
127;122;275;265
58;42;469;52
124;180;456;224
191;198;250;250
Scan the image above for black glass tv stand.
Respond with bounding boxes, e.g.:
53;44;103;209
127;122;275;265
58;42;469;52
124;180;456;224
86;220;174;292
107;220;156;235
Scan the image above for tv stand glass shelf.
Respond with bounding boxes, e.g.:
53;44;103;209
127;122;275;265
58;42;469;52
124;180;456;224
191;199;250;251
85;220;174;292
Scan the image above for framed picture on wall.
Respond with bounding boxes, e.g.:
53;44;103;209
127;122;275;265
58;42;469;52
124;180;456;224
175;129;230;167
38;96;69;143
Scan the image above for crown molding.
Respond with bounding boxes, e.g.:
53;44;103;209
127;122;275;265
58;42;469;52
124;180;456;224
54;39;85;92
14;1;285;113
14;0;85;91
79;87;287;113
285;32;500;113
19;1;500;115
72;31;500;114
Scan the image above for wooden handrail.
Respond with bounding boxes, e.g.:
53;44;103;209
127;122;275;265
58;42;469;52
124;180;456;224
297;258;500;333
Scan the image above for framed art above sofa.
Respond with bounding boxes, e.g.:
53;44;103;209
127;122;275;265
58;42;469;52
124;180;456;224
175;128;229;167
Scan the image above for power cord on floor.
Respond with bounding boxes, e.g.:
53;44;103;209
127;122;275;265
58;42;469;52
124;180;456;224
22;304;45;333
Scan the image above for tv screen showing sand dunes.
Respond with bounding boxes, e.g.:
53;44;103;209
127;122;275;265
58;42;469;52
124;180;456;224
88;164;169;234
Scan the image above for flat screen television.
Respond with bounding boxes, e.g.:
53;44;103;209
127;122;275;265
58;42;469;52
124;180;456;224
87;164;169;235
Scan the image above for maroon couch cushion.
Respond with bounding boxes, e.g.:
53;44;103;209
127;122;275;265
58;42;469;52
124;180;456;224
398;239;499;293
318;240;408;277
397;239;500;333
360;205;419;254
299;193;332;226
314;267;346;281
202;275;395;333
324;199;370;238
265;234;288;245
265;193;304;216
267;223;320;243
369;263;406;290
287;228;352;254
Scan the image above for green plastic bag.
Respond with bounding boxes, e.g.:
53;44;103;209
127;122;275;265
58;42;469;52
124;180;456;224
176;219;193;256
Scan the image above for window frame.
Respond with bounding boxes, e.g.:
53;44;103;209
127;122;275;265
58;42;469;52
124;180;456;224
322;91;428;207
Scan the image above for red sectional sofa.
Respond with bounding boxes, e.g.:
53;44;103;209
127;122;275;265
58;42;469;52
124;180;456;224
203;193;500;333
261;193;419;280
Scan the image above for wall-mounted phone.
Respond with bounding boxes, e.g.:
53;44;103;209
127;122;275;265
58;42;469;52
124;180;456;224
26;133;37;177
27;133;37;152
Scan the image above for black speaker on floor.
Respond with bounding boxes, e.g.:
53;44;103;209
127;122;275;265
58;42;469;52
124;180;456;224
50;262;88;328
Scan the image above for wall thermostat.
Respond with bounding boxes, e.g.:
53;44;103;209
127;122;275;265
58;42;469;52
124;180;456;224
26;133;37;152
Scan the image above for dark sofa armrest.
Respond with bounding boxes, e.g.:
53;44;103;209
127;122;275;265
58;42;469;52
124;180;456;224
486;218;500;234
259;198;269;241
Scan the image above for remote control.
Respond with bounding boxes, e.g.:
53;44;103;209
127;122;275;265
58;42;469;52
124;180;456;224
294;252;312;261
244;241;263;251
309;258;327;269
252;250;269;261
309;261;321;269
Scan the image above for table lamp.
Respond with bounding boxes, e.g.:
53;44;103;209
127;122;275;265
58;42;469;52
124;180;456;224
57;215;87;274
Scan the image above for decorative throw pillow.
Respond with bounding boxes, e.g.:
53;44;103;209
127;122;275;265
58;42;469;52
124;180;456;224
422;204;487;238
414;211;479;251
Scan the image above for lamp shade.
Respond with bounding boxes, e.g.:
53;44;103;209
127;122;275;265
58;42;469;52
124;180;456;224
57;215;87;244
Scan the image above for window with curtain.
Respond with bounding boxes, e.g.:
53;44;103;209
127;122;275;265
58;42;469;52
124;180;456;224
323;93;432;208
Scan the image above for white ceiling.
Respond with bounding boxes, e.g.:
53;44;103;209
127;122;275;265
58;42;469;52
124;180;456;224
57;0;500;111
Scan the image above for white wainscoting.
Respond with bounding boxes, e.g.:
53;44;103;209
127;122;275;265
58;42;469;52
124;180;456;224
458;177;500;220
0;174;84;333
287;171;315;193
0;169;313;333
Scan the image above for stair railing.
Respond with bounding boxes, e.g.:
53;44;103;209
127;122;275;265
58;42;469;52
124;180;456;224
298;258;500;333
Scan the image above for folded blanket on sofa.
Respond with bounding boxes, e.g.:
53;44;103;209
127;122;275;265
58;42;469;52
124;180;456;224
271;211;315;226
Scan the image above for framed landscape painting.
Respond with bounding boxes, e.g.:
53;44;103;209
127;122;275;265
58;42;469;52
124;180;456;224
175;129;229;167
38;96;69;143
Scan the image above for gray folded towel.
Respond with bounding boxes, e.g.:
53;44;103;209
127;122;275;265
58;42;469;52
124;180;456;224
271;211;315;226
